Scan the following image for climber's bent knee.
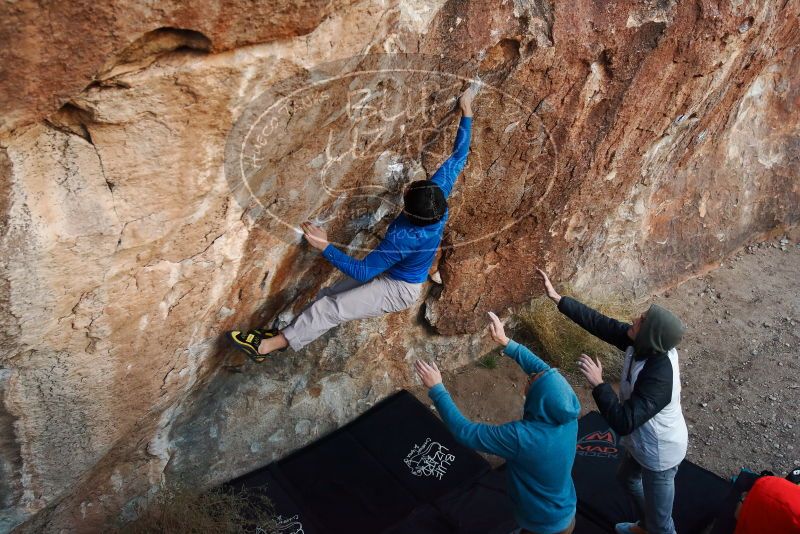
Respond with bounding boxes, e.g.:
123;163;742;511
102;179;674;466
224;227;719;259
282;275;422;351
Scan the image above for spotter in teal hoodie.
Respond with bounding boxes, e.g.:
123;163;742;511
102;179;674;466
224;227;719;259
428;339;580;534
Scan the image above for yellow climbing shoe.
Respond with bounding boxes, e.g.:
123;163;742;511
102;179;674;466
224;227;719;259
227;328;281;363
227;330;265;363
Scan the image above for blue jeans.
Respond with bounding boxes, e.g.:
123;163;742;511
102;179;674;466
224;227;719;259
616;452;678;534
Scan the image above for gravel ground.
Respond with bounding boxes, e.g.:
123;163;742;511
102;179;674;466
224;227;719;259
412;235;800;478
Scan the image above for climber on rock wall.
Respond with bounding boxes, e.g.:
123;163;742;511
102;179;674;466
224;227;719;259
537;269;689;534
415;311;580;534
227;86;476;362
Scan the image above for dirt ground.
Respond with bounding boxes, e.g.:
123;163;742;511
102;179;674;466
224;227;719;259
412;235;800;477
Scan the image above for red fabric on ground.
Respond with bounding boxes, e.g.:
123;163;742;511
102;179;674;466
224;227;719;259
734;476;800;534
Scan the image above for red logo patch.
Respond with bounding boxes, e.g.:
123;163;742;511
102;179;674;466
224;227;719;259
576;428;619;458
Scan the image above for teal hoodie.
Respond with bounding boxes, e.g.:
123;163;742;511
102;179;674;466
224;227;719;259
428;339;580;534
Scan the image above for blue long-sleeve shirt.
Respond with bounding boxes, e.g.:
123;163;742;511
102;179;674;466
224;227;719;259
322;116;472;283
428;340;580;534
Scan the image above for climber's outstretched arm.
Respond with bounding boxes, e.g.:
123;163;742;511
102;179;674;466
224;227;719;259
322;236;404;283
302;221;404;283
429;90;474;198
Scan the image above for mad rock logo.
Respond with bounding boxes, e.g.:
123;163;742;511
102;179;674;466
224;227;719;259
576;429;619;458
404;437;455;480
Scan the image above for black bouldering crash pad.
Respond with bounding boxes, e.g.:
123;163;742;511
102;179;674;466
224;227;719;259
225;397;731;534
226;390;490;533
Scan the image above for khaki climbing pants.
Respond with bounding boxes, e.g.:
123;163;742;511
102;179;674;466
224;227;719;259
282;275;423;351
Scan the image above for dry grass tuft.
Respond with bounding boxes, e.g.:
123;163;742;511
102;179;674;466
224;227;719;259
478;353;500;370
113;485;277;534
517;292;636;375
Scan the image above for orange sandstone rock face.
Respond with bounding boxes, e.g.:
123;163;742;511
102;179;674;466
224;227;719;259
0;0;358;136
0;0;797;531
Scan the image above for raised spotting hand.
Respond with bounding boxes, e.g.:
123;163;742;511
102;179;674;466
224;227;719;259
536;268;561;304
487;311;510;347
415;360;443;388
577;353;604;388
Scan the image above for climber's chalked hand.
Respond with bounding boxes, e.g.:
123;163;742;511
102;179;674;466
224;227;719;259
459;83;477;117
301;222;329;251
